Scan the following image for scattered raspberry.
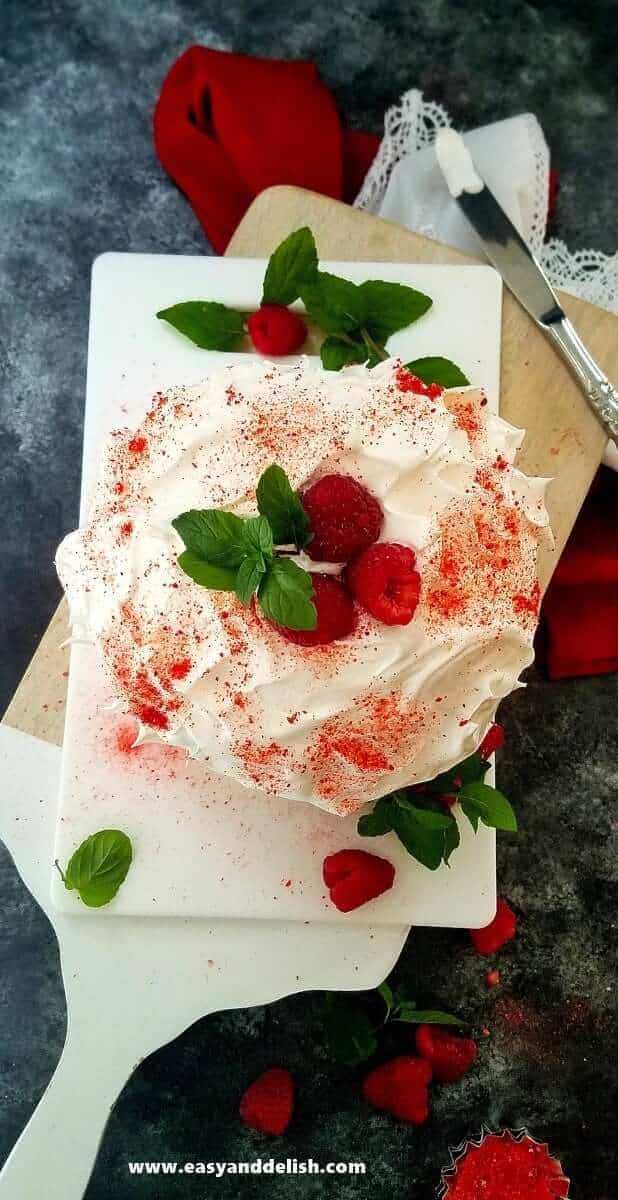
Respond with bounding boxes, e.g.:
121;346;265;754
395;366;443;399
415;1024;477;1083
247;304;306;355
485;968;501;988
470;898;517;956
362;1056;432;1123
441;1130;569;1200
346;543;421;625
323;849;395;912
239;1068;294;1135
300;473;384;562
273;574;356;646
479;723;505;759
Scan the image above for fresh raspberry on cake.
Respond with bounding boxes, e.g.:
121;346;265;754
346;543;421;625
362;1056;432;1123
478;722;505;759
300;473;383;562
415;1023;477;1083
239;1068;294;1135
247;304;306;355
272;574;355;645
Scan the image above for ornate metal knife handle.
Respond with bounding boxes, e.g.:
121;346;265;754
545;315;618;444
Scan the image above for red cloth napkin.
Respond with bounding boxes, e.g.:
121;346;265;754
154;47;617;679
154;46;378;253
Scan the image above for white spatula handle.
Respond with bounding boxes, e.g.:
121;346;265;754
0;1028;133;1200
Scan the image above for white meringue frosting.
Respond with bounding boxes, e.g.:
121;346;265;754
56;358;551;816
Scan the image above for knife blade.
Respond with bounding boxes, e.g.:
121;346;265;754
441;144;618;443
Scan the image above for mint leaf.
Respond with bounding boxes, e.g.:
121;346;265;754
320;335;367;371
242;515;274;562
178;551;237;591
357;794;395;838
322;998;377;1067
357;280;432;342
394;1009;463;1026
405;356;470;388
460;801;479;833
391;797;454;871
459;782;518;832
443;814;461;865
234;556;267;605
62;829;132;908
256;464;311;548
262;227;318;305
258;557;317;631
173;509;247;568
300;271;365;334
156;301;245;351
377;981;395;1017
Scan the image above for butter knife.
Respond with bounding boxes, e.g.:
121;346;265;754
435;130;618;443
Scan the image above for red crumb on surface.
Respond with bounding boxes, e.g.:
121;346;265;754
441;1131;569;1200
127;434;148;454
394;366;443;399
485;968;501;988
168;657;192;680
113;481;125;494
120;520;133;538
108;715;185;779
135;704;169;731
307;689;426;813
513;581;541;618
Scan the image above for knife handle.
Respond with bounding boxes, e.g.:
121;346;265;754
546;316;618;444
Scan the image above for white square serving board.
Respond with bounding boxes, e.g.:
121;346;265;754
52;253;501;924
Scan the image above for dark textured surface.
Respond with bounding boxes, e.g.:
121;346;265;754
1;1;617;1196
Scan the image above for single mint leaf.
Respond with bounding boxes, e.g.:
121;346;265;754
357;280;432;342
262;227;318;305
405;356;470;388
242;514;274;562
323;1000;377;1067
63;829;132;908
443;813;461;865
357;794;395;838
459;782;518;832
173;509;247;568
256;464;311;548
460;800;480;834
178;551;237;591
300;271;366;334
377;981;395;1017
234;555;267;605
156;301;245;351
320;335;367;371
422;752;489;796
395;1009;463;1026
391;797;453;871
258;557;317;631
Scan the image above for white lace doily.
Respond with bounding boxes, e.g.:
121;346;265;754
355;88;618;315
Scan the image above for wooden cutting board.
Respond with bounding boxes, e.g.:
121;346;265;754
3;184;616;746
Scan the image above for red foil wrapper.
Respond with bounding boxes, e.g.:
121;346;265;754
439;1128;569;1199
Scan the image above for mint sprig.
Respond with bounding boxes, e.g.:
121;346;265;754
358;748;516;869
322;982;461;1067
156;301;245;351
173;466;317;632
262;226;318;306
57;829;133;908
405;356;470;387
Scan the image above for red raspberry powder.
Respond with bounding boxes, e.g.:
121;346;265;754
442;1131;569;1200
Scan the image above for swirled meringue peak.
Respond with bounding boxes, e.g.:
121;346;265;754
56;358;551;816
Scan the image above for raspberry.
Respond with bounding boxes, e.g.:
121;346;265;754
323;848;395;912
470;897;517;956
478;722;505;759
346;542;421;625
273;573;355;646
362;1056;432;1123
415;1024;477;1083
247;304;306;355
300;473;383;562
239;1068;294;1135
